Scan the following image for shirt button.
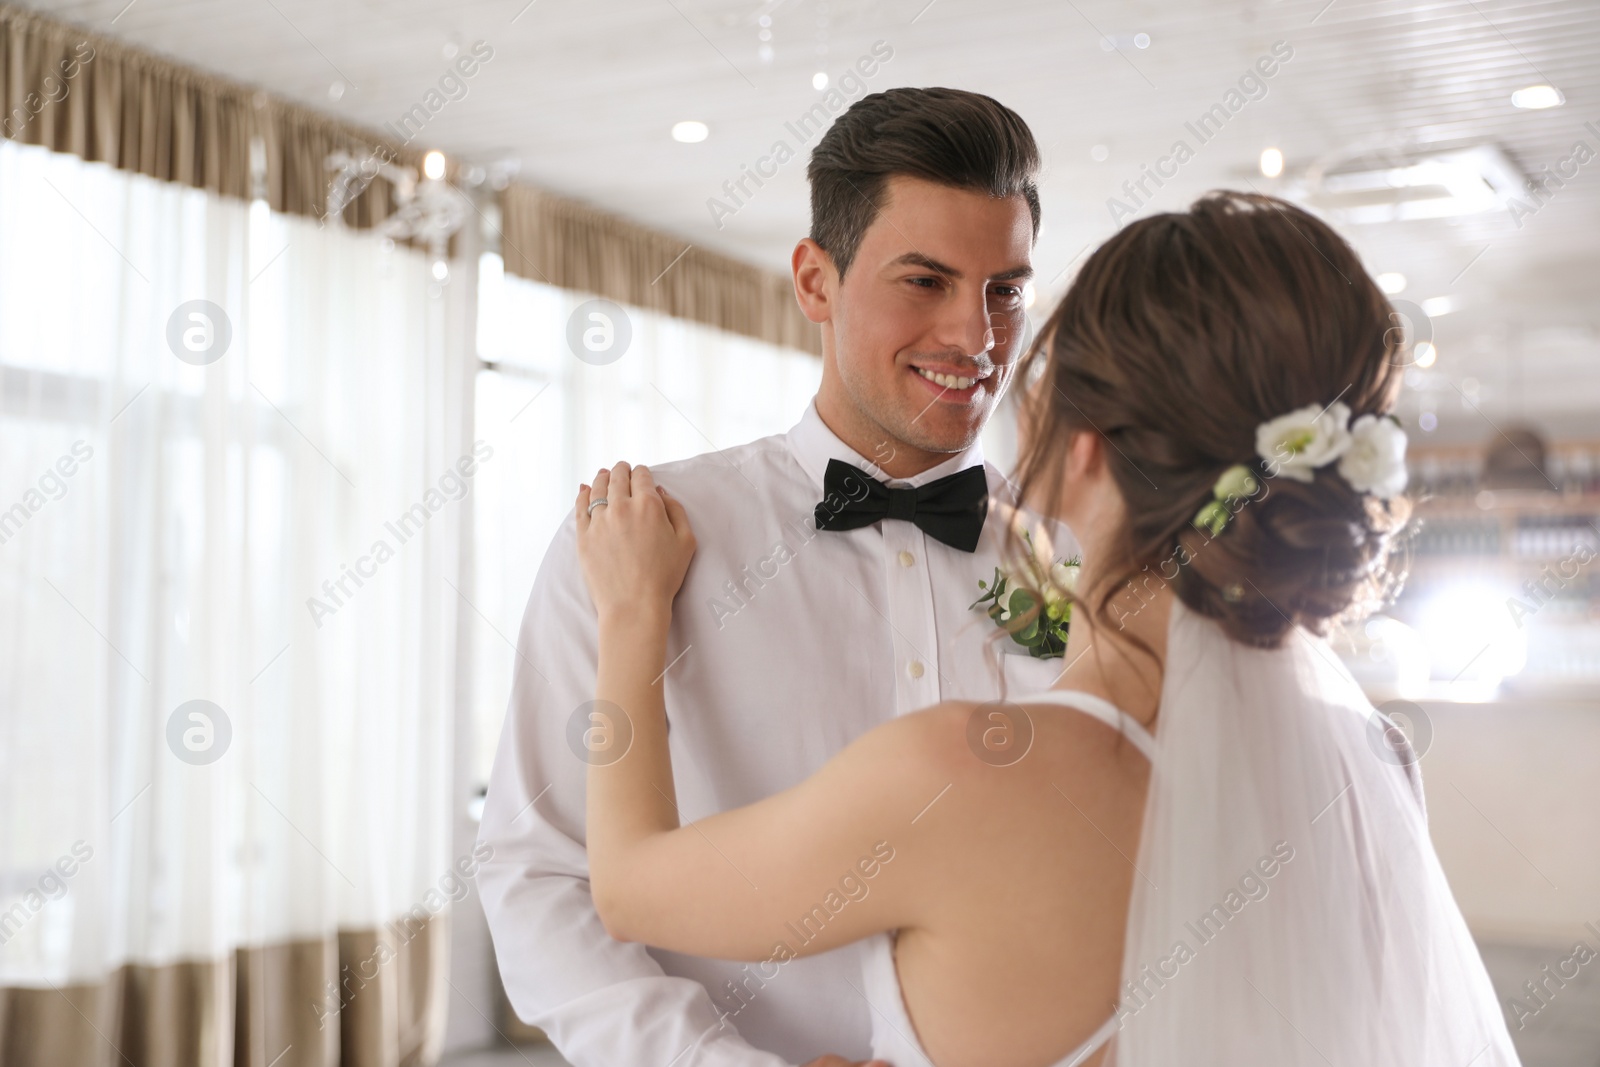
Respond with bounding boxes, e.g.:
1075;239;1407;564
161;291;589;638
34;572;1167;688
907;661;925;679
898;550;915;568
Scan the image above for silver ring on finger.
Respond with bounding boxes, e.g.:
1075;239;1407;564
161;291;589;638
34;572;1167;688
587;498;609;515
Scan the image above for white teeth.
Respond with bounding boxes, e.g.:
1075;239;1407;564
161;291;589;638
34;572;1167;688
915;367;978;390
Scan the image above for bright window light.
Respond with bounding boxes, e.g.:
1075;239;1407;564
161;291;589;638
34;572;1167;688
1416;582;1527;694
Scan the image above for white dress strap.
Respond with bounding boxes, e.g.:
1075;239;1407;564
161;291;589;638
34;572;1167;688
1017;688;1158;763
1059;1011;1119;1066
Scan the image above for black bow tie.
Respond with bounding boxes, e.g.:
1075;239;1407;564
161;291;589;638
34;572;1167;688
814;458;989;553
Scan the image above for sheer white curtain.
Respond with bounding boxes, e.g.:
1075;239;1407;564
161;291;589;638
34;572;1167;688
469;255;823;781
0;139;467;1065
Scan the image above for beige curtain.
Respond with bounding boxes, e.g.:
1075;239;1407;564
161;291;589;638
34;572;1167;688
0;3;422;227
501;184;822;355
0;919;447;1067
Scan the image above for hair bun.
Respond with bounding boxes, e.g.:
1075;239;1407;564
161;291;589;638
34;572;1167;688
1176;469;1408;647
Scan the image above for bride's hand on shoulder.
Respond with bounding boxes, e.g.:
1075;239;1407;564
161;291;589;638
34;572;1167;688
576;461;696;621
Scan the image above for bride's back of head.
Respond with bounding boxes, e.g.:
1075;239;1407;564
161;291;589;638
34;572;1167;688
1016;190;1410;648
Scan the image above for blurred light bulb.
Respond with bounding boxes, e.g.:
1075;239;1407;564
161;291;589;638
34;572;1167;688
1414;342;1437;368
1377;272;1407;295
422;151;447;180
813;71;829;90
1510;84;1564;110
431;259;449;281
1133;32;1150;48
671;121;709;143
1090;144;1110;162
1259;147;1284;178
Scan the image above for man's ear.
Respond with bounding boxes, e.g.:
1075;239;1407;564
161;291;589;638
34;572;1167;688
792;238;837;325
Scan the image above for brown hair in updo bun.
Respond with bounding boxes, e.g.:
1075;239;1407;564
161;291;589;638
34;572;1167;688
1011;190;1410;649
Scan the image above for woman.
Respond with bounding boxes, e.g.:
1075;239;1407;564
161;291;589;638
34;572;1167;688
573;192;1519;1066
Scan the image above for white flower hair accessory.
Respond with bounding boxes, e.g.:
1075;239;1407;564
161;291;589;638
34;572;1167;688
1340;414;1409;499
1196;404;1408;536
1255;402;1354;483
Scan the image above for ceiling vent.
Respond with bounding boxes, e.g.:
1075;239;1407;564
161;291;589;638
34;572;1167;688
1294;144;1527;224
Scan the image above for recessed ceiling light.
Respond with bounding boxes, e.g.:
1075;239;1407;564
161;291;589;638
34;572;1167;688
1414;341;1437;368
1377;272;1407;295
1420;295;1456;317
422;150;447;180
813;71;829;90
1259;147;1284;178
672;121;710;144
1510;84;1564;110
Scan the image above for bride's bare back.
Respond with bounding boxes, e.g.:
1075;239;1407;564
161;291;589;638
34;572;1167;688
886;699;1151;1067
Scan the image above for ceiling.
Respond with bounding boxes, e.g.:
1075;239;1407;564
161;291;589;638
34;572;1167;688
21;0;1600;443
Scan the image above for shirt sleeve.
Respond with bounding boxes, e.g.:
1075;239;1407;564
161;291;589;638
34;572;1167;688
474;511;793;1067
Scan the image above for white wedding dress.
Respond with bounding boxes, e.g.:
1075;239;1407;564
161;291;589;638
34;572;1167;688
861;599;1520;1066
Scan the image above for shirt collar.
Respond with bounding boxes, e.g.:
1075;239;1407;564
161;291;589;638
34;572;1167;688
785;398;987;490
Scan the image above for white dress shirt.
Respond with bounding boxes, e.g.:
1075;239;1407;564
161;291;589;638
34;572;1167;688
476;399;1073;1067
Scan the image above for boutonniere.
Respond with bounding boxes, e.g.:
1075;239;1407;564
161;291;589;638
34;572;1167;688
969;530;1079;659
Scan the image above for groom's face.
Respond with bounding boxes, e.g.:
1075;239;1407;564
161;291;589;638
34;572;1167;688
827;175;1035;457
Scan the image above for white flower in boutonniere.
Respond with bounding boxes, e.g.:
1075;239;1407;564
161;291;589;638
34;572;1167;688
1255;401;1353;483
1339;413;1409;499
970;530;1077;659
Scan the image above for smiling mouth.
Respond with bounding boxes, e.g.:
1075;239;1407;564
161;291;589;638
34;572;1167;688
912;366;987;391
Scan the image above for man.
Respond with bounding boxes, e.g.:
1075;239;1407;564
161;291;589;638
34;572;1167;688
477;86;1066;1067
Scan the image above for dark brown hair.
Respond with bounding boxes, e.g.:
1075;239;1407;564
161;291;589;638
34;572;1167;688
1013;191;1410;649
807;87;1042;278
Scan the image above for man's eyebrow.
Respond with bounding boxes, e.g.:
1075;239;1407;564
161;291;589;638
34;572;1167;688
887;253;1035;283
888;252;960;278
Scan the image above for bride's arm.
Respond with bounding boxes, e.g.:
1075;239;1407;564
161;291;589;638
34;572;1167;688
576;462;946;962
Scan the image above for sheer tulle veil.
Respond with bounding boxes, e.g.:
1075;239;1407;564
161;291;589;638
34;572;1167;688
1107;598;1520;1065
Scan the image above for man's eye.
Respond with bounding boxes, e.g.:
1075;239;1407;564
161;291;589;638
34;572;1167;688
992;286;1022;300
908;277;940;289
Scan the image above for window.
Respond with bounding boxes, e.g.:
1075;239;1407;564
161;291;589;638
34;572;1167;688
468;255;824;782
